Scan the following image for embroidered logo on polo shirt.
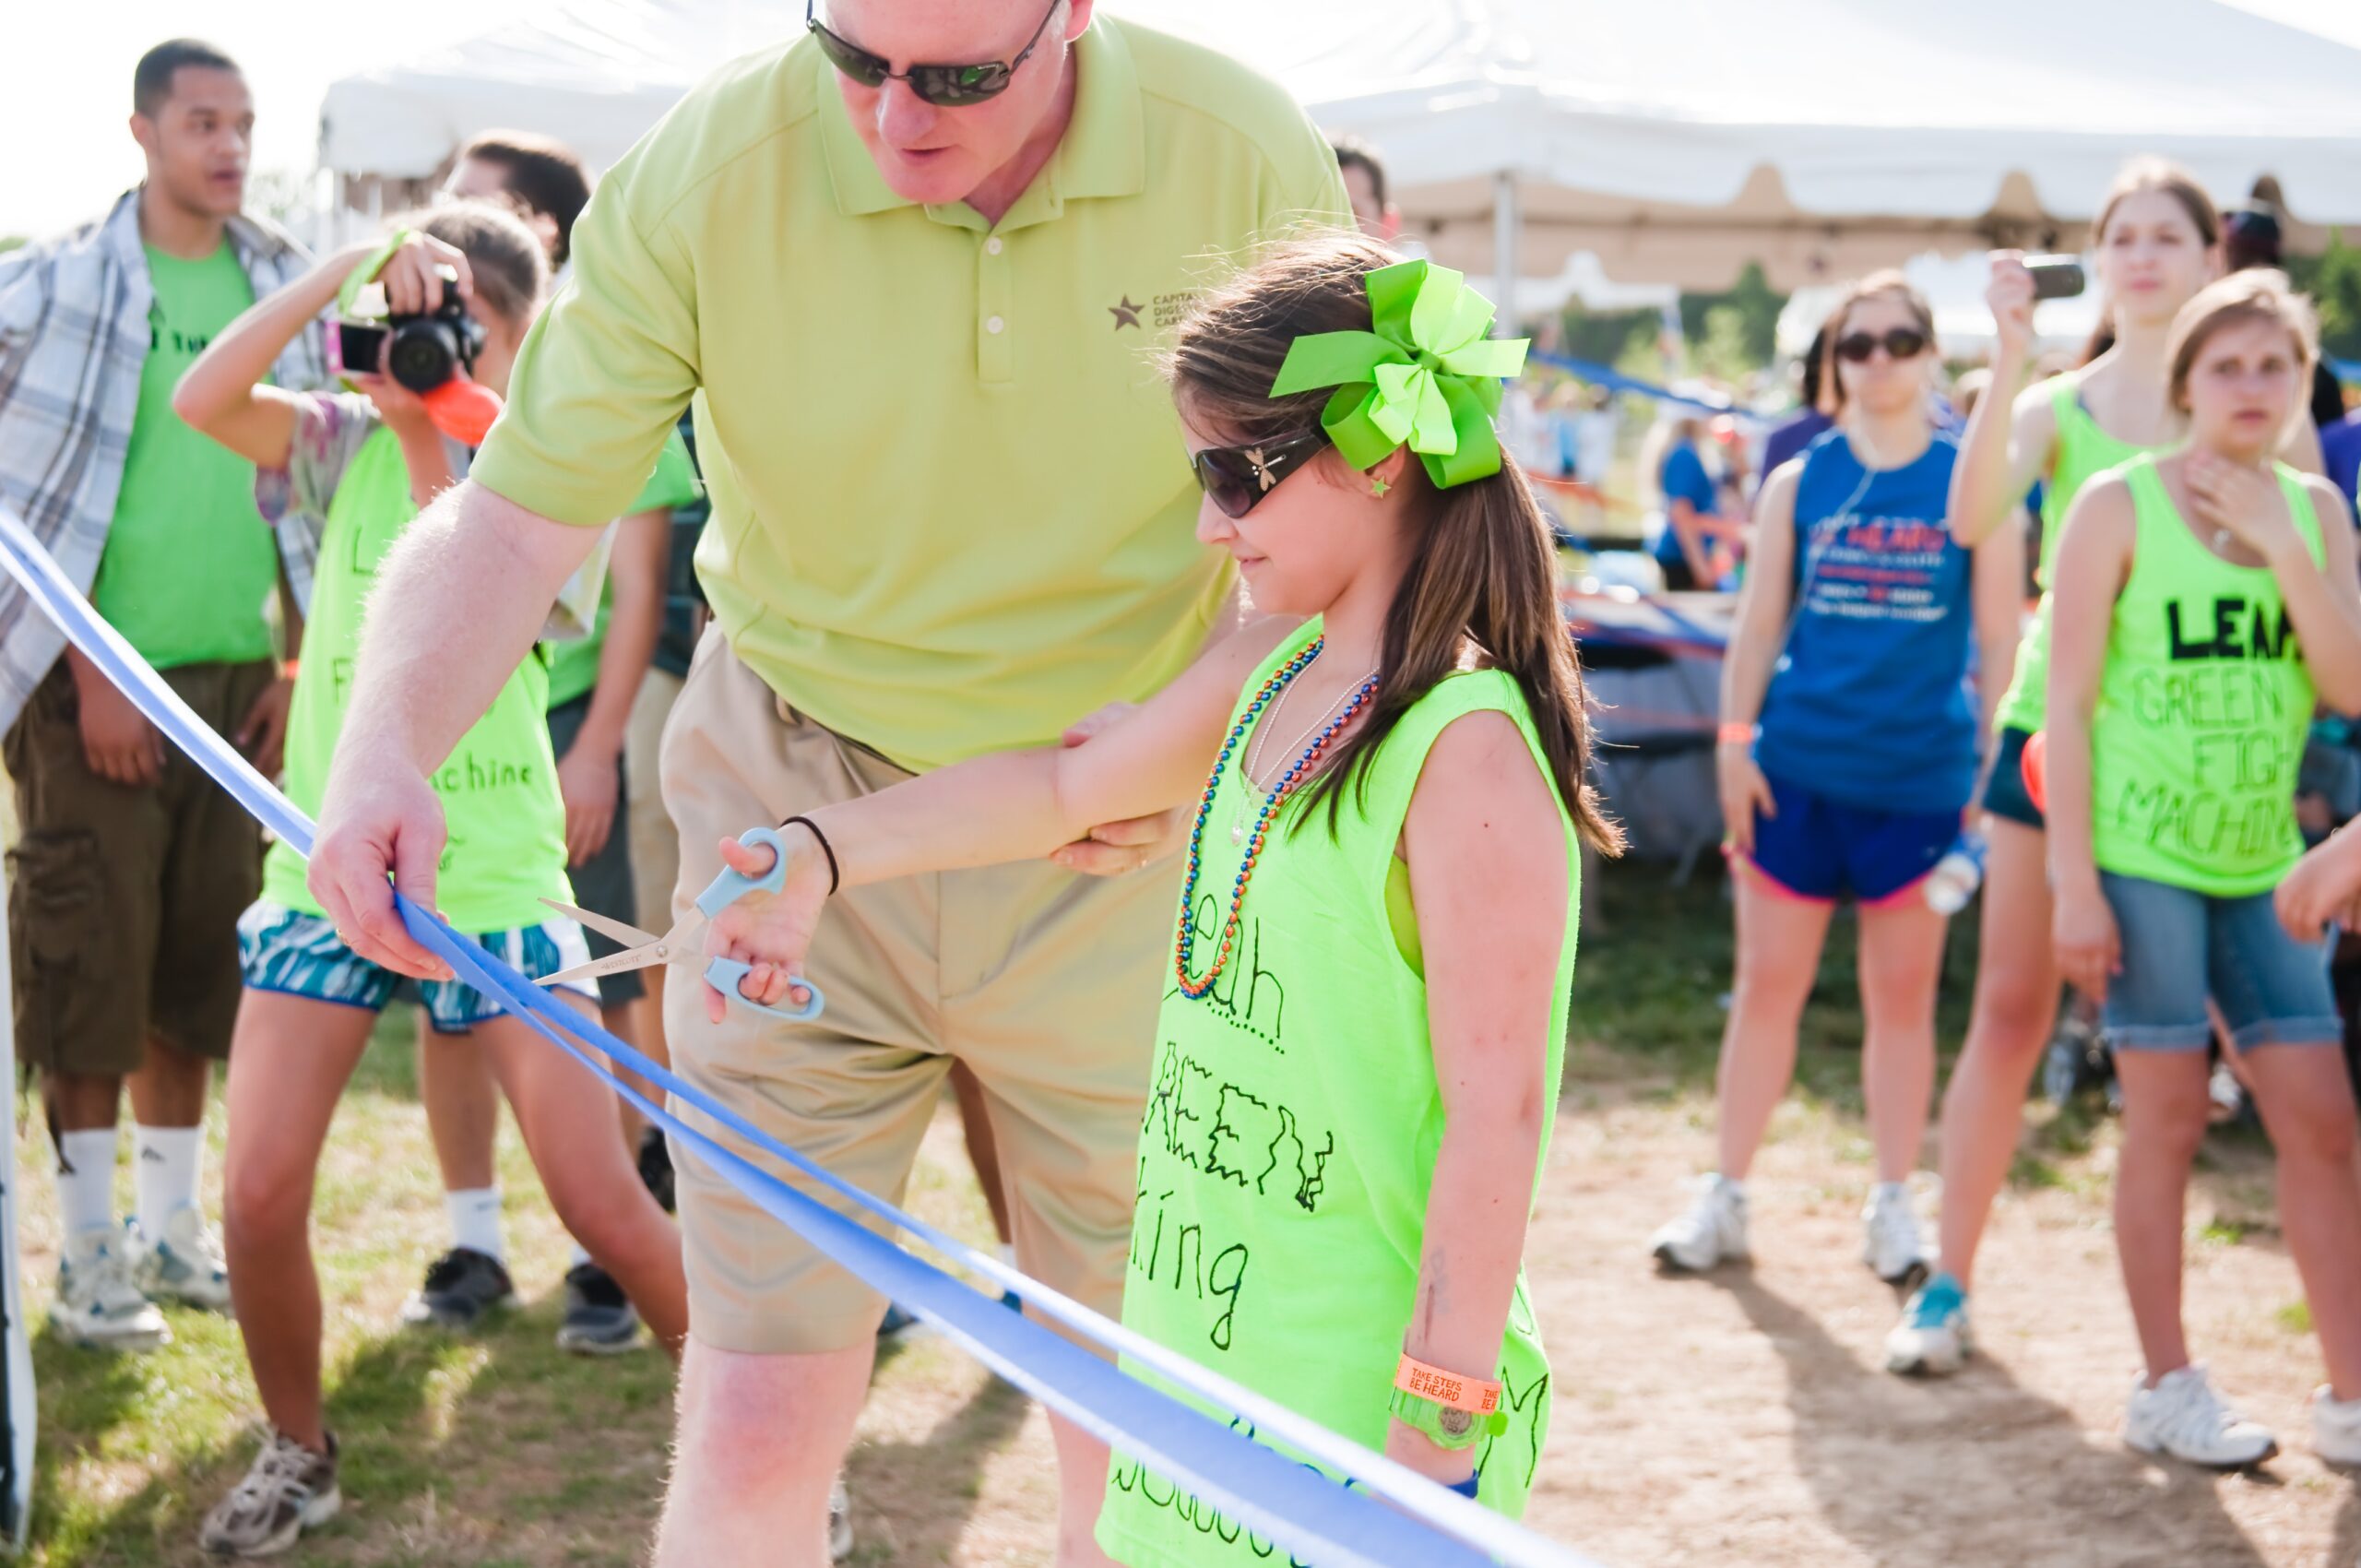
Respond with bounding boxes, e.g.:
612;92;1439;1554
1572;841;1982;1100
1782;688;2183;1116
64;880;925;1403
1109;296;1145;330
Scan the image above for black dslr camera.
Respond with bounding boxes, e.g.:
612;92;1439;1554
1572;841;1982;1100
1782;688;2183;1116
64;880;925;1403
330;266;484;393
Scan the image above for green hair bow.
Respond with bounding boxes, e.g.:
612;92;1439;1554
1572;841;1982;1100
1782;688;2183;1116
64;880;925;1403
1269;259;1530;490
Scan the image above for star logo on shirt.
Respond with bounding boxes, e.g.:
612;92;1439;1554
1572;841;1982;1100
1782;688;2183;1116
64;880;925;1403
1109;296;1145;331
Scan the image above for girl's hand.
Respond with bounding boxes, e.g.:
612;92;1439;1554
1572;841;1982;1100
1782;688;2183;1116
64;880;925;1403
2052;884;2121;1003
1986;252;2035;361
2276;830;2361;941
1382;1418;1476;1490
2185;452;2296;563
347;355;437;445
700;831;832;1021
1053;702;1184;876
374;232;472;317
1716;742;1774;854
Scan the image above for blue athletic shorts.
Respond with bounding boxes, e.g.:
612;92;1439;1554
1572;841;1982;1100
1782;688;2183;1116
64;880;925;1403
1980;724;2044;829
237;900;597;1034
2096;872;2341;1051
1740;770;1960;907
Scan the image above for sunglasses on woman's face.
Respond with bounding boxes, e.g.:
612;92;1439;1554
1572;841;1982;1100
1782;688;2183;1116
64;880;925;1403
806;0;1062;107
1189;430;1330;519
1834;327;1930;363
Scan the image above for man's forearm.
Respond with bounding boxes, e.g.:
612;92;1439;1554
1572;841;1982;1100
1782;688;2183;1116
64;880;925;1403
344;480;600;774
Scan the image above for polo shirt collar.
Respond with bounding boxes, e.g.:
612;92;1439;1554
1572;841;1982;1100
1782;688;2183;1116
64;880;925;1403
818;17;1145;227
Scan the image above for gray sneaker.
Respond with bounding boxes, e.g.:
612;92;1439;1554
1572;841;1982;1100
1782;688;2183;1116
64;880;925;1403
555;1263;642;1355
132;1206;234;1313
828;1472;853;1562
199;1429;339;1557
53;1229;168;1351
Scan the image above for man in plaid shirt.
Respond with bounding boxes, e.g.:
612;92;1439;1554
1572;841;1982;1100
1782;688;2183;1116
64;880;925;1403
0;38;325;1351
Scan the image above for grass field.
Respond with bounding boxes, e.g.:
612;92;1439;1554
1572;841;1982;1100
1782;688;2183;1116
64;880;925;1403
10;865;2342;1566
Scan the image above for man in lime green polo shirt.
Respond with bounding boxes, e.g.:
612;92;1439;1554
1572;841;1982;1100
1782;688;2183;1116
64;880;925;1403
309;3;1346;1559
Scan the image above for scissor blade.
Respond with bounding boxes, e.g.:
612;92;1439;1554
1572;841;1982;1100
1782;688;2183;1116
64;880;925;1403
536;948;663;989
539;897;660;951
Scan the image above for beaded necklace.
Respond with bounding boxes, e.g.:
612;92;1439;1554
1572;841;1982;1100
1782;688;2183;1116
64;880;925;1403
1175;636;1380;999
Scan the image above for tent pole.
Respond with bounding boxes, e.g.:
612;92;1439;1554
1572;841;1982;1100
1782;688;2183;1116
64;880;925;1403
1492;171;1519;332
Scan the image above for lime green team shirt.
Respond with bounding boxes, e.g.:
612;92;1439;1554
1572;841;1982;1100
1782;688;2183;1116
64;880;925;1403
471;17;1352;772
1097;622;1582;1568
2088;457;2325;897
92;243;279;669
260;394;571;932
1993;379;2170;736
542;431;704;710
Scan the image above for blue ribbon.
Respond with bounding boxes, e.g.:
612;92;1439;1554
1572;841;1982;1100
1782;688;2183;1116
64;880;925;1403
0;503;1607;1568
1527;350;1765;424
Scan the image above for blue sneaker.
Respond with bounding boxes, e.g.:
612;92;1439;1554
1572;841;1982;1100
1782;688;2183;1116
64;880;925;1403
1885;1271;1972;1377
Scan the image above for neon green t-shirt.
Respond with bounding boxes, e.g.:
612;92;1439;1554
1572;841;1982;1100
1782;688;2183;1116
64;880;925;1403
92;242;279;669
1097;622;1581;1568
2088;457;2323;897
1993;378;2171;735
470;17;1352;771
542;430;703;710
259;394;571;932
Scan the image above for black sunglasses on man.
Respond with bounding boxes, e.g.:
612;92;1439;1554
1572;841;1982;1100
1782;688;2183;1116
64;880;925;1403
806;0;1064;107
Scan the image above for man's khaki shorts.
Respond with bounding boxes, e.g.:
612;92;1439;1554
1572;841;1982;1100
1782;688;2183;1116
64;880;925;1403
659;631;1176;1355
625;666;686;935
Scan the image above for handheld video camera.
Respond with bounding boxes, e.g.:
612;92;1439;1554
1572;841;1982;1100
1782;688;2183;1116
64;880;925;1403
329;267;484;394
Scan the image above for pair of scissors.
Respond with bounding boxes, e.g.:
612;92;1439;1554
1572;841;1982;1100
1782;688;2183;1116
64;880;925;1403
537;826;826;1023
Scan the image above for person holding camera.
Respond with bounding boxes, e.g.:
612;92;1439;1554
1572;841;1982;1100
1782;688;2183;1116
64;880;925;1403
172;208;687;1558
0;39;326;1353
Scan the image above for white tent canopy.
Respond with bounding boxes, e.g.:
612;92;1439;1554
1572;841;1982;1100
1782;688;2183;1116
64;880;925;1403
322;0;2361;299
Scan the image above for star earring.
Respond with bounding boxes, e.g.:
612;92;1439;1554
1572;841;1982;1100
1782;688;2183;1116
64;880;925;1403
1369;474;1391;499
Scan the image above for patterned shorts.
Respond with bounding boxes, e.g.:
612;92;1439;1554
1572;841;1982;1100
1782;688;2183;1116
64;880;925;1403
237;900;597;1034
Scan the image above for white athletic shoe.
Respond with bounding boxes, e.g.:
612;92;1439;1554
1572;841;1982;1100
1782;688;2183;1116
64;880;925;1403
2312;1385;2361;1467
53;1229;169;1351
132;1206;233;1313
827;1472;854;1562
2124;1366;2278;1469
1885;1272;1973;1377
1650;1175;1749;1273
1862;1182;1932;1289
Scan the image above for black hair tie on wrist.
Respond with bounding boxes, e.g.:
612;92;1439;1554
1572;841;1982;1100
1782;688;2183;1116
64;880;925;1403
781;814;840;896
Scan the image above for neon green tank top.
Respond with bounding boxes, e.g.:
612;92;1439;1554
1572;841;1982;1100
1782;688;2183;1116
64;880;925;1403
1097;620;1583;1568
261;426;574;932
2088;457;2323;897
1994;379;2172;735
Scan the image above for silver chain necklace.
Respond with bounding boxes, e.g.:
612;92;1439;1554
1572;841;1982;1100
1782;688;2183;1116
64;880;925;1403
1231;660;1380;845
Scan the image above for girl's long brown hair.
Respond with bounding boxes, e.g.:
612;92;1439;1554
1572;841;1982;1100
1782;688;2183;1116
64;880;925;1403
1166;233;1623;854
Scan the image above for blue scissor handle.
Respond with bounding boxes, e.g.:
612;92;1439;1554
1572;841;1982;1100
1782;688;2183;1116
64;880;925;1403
694;826;791;920
695;826;826;1023
704;956;827;1023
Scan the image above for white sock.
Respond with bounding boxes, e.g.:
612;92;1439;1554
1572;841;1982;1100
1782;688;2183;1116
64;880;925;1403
445;1187;505;1262
567;1241;594;1270
133;1123;205;1237
55;1128;118;1240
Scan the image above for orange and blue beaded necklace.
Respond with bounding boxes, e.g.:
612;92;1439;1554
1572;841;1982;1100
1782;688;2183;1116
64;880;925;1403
1174;636;1379;999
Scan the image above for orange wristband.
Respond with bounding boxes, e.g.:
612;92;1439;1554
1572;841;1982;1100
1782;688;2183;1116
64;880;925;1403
1394;1353;1502;1416
279;659;299;681
1716;721;1753;746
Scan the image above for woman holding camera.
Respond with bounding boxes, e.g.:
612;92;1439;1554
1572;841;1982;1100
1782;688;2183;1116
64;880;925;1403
172;205;686;1557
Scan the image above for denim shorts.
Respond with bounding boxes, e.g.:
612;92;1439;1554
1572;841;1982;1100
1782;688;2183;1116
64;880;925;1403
1739;769;1960;906
237;900;597;1034
2096;871;2341;1051
1980;724;2045;830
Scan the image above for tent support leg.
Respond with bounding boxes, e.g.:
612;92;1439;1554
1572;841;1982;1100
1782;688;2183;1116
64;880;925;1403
1492;171;1520;331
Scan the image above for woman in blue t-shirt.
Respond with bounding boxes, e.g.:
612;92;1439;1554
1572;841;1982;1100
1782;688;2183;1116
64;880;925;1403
1646;411;1730;589
1650;273;2021;1285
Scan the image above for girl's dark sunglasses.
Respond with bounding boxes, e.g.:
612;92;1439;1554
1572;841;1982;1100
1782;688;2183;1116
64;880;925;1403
1189;430;1330;519
1834;327;1930;363
806;0;1062;107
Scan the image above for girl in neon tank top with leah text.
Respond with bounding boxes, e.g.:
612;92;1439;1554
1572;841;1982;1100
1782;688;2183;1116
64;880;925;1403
2047;273;2361;1469
1892;160;2232;1379
698;235;1621;1558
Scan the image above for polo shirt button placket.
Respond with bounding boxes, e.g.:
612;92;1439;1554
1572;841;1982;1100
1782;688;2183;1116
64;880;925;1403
978;230;1014;386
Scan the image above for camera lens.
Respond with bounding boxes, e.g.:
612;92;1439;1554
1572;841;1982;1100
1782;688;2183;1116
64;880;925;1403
386;320;460;394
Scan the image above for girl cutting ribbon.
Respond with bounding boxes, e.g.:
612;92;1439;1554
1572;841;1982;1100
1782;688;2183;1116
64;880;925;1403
696;234;1620;1555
